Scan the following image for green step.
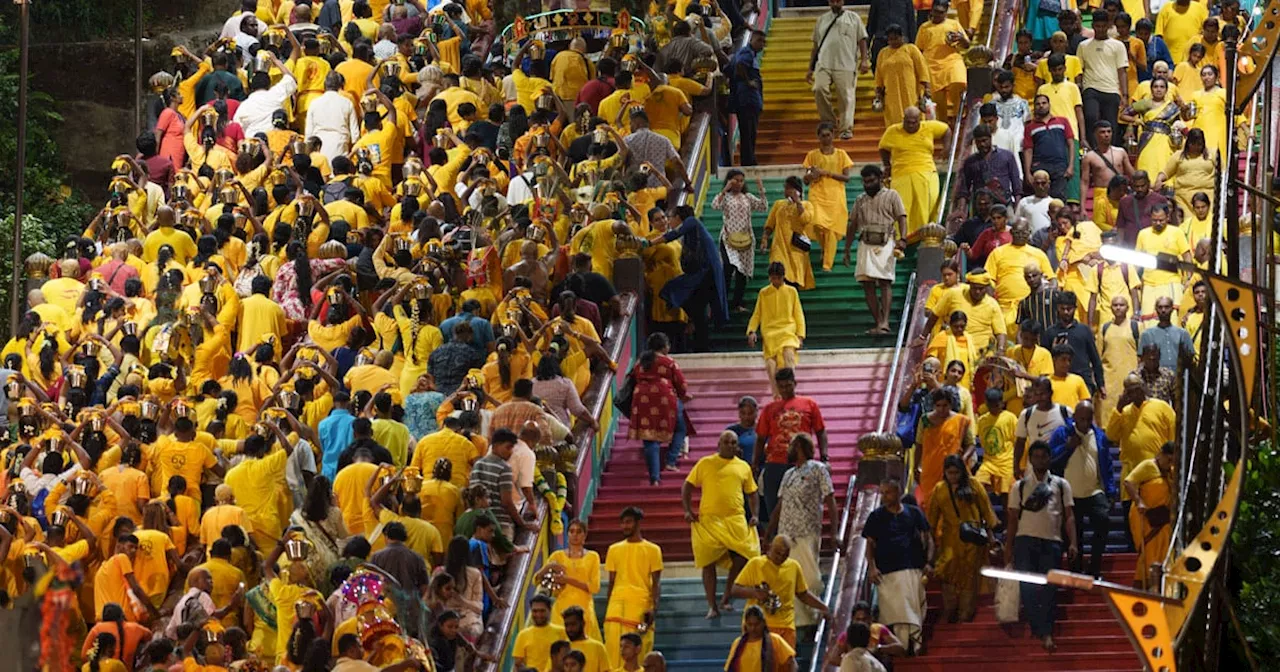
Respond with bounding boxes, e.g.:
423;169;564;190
701;176;919;351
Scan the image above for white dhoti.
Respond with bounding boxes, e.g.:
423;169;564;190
791;534;824;627
877;568;925;650
855;241;896;282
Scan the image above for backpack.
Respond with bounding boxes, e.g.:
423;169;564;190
322;176;354;204
1102;319;1140;347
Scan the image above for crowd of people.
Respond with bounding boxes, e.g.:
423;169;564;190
0;0;1248;668
853;0;1240;658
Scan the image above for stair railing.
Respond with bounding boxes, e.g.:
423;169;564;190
808;271;923;672
933;0;1024;232
475;293;640;671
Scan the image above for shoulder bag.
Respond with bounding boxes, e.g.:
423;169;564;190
949;484;990;546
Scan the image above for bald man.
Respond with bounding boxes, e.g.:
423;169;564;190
167;565;243;637
39;259;86;316
551;37;595;104
641;651;666;672
25;289;72;333
142;205;198;263
731;534;829;646
682;430;760;618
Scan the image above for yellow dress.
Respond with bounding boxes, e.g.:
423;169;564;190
927;480;998;618
1125;458;1172;588
875;44;930;127
916;19;967;93
603;539;663;667
802;148;854;270
685;454;760;568
764;200;816;290
570;219;622;281
547;549;604;642
1162;150;1217;220
642;240;687;324
879;121;949;237
1098;319;1139;426
1189;87;1229;156
746;283;806;366
393;305;443;399
1135;99;1180;178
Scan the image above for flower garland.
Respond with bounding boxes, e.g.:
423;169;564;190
533;470;567;535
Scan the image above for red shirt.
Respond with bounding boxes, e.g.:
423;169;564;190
756;395;826;464
575;77;615;115
968;227;1012;267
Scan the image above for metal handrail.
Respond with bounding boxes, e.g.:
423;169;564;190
809;272;921;672
932;0;1012;228
475;293;640;671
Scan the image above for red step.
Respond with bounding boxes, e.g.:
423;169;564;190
586;361;886;562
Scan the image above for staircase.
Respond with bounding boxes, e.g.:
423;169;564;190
893;435;1142;670
595;575;820;671
586;355;890;562
700;175;917;352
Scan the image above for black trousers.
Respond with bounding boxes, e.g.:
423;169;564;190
1082;88;1121;145
737;108;760;166
1073;492;1111;577
683;271;719;353
720;242;748;308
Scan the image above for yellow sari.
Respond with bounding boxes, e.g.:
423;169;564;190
764;200;816;290
927;480;998;618
642;240;687;323
547;549;604;642
1134;98;1180;178
914;412;972;512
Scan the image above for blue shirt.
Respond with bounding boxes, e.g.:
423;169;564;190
1142;36;1172;82
438;312;495;351
318;408;356;479
729;45;764;113
728;423;757;466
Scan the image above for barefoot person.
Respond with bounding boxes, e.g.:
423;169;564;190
844;164;907;334
682;430;760;618
746;263;807;398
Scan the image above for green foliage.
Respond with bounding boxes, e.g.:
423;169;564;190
0;15;98;340
0;0;147;43
1232;439;1280;661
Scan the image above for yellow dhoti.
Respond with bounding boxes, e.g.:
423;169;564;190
762;331;801;368
690;515;761;568
896;171;940;238
604;597;655;668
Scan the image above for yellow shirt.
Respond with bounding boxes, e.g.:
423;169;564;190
237;294;289;355
1134;225;1190;286
344;364;398;396
571;152;624;183
336;59;376;106
269;577;312;663
932;288;1006;353
433;86;484;129
100;465;150;523
1156;0;1210;63
1171;60;1205;97
223;449;290;540
643;84;689;147
685;454;756;518
571;638;611;672
513;70;554;114
375;510;443;561
94;553;134;619
1050;372;1092;407
193;557;246;627
1034;54;1083;83
417;478;463;542
1106;397;1177;470
984;243;1054;306
333;462;379;535
200;504;253;548
1006;344;1053;376
152;437;217;502
878;120;950;177
975;410;1017;492
513;624;568;672
733;555;808;630
133;528;175;599
352;124;398;187
372;418;411;467
1038;80;1084;138
604;539;664;604
308;315;362;352
550;50;593;101
723;633;796;672
412;429;481;488
325;199;371;230
143;227;198;264
40;277;86;316
597;88;644;134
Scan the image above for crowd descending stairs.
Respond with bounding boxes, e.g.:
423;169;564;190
699;175;917;352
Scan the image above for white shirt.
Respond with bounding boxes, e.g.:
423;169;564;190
506;172;537;205
506;440;537;509
1078;37;1128;94
1009;470;1074;542
233;76;299;138
306;90;361;160
166;588;215;639
840;649;887;672
285;439;319;509
1015;195;1054;234
1062;426;1103;498
220;12;249;39
1015;403;1071;445
19;463;80;495
811;9;868;72
373;39;398;61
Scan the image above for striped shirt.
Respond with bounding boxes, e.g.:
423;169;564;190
469;454;515;534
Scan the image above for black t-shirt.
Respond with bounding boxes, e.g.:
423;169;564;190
954;217;992;251
553;271;618;307
862;504;931;574
468;120;500;151
567;138;618;165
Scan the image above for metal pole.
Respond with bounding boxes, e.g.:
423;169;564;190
135;0;143;138
10;0;30;329
1224;37;1240;276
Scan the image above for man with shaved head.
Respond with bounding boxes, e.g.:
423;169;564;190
166;565;244;637
1106;373;1176;549
142;204;197;263
730;533;830;646
682;430;760;618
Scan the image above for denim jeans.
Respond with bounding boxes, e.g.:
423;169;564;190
641;400;686;481
1013;536;1062;637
